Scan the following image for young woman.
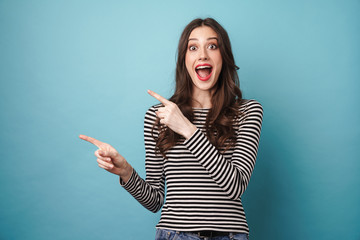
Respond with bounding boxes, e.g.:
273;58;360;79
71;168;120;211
80;18;263;240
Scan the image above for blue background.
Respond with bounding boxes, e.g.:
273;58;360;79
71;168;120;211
0;0;359;239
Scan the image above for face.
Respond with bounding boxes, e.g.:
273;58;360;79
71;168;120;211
185;26;223;96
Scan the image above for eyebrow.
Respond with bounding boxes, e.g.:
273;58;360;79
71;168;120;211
188;37;218;41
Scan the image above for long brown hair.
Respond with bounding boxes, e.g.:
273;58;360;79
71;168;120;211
154;18;243;157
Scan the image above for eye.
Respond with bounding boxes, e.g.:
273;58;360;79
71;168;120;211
208;44;217;50
189;45;197;51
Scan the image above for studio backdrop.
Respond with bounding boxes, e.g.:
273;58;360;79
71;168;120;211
0;0;359;239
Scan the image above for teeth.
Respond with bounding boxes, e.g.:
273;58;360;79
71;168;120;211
196;65;212;70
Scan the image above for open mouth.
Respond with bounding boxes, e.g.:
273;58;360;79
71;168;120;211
195;64;213;81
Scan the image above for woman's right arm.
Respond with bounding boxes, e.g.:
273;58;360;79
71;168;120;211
79;107;165;213
119;107;165;213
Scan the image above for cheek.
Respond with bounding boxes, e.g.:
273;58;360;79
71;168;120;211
215;53;223;68
185;54;193;75
215;60;223;75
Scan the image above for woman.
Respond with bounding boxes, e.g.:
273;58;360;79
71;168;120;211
80;18;263;240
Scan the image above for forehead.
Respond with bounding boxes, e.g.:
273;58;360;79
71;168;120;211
188;26;218;40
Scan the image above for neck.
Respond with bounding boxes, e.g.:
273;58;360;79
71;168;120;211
192;89;213;108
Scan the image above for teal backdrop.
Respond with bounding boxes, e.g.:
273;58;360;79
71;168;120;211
0;0;359;239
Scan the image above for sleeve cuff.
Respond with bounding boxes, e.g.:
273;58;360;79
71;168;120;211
119;168;136;188
183;128;210;158
183;128;201;146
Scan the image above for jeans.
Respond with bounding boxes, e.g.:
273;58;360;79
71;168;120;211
155;228;249;240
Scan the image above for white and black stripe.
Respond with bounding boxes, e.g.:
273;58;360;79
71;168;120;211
121;100;263;234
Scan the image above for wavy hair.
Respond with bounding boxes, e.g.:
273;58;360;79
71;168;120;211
154;18;243;157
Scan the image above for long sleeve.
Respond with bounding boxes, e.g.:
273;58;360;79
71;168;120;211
120;100;263;233
120;106;165;213
183;100;263;200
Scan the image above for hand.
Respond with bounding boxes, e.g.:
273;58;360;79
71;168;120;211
79;135;132;182
147;90;197;139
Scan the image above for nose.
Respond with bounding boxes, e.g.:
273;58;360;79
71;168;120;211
199;47;209;60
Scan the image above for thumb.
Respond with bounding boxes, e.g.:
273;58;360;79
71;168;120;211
98;150;105;156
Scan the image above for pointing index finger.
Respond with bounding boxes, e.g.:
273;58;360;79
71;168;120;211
79;135;103;148
147;90;171;105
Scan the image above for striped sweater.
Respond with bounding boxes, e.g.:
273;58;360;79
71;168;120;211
121;99;263;234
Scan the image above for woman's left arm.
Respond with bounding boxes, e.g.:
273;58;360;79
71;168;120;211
148;90;263;200
184;100;263;200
